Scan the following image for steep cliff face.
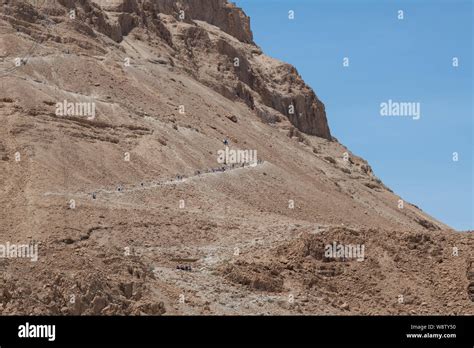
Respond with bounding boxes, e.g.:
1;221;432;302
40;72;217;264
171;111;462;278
63;0;332;139
91;0;254;44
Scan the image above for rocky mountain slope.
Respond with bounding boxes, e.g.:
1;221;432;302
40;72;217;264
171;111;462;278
0;0;472;315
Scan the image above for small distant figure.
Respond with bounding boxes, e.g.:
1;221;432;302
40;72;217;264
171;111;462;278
223;138;229;146
117;186;123;192
92;192;96;199
176;265;192;271
141;182;144;187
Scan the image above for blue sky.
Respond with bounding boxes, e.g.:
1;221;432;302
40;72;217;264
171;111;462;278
234;0;473;230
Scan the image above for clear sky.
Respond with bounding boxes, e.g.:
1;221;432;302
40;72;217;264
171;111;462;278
234;0;473;231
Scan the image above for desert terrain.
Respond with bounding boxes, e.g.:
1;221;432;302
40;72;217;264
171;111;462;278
0;0;472;315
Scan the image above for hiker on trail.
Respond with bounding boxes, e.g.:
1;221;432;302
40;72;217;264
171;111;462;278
141;182;144;187
223;138;229;146
177;265;191;271
92;192;96;199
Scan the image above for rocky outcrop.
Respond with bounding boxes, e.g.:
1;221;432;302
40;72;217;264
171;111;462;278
468;259;474;301
213;38;331;139
89;0;331;138
92;0;253;44
3;0;331;139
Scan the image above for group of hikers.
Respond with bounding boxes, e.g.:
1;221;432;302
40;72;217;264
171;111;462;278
90;139;263;200
193;161;260;176
176;265;192;271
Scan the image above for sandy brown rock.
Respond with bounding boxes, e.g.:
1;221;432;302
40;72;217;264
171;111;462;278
0;0;471;316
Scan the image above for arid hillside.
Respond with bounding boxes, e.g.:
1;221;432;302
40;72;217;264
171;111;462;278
0;0;472;315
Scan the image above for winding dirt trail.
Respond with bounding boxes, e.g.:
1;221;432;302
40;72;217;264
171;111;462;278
43;160;266;198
